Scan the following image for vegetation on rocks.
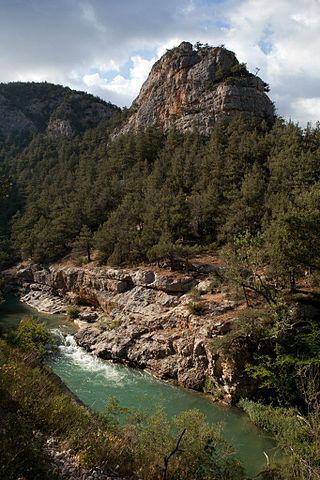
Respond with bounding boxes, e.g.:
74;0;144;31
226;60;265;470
0;319;245;480
0;59;320;480
67;305;81;320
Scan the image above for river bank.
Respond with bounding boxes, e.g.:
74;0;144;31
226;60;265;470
0;294;277;477
3;258;257;404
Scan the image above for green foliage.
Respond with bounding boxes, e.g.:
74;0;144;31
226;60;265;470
108;318;122;330
194;41;211;51
209;308;270;358
221;230;277;305
70;225;94;262
214;62;250;84
203;377;225;400
147;231;192;268
239;399;301;438
230;62;249;76
67;305;80;319
0;337;92;479
206;271;224;293
2;114;320;279
265;184;320;288
115;408;245;480
6;317;53;356
0;170;12;199
190;286;201;300
215;66;227;82
245;304;320;406
240;399;320;480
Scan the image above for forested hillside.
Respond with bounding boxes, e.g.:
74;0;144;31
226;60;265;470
0;82;120;140
1;78;320;479
1;115;320;287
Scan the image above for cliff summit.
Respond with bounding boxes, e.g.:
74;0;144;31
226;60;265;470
117;41;274;136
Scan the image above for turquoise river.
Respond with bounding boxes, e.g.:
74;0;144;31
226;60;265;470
0;295;278;476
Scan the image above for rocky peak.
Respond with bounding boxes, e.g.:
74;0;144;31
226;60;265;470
116;42;274;136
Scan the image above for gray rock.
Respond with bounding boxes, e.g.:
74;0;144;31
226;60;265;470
78;311;98;323
211;300;236;315
47;118;74;137
178;368;206;390
6;261;250;403
114;42;274;137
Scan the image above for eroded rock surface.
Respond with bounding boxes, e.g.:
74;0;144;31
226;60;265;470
115;41;274;136
4;261;252;403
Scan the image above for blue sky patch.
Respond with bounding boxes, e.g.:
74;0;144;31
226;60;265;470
258;24;273;54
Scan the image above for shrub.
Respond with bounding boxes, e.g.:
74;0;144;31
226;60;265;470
188;301;205;316
239;399;320;480
67;305;80;319
190;286;201;300
244;305;320;406
109;318;122;330
203;377;225;400
5;317;53;356
207;271;224;293
209;309;270;358
0;342;92;479
120;408;245;480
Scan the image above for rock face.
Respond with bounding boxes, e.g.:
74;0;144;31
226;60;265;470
116;42;274;136
0;82;120;139
4;261;253;404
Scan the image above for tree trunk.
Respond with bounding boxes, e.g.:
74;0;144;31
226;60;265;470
242;285;250;307
289;270;296;291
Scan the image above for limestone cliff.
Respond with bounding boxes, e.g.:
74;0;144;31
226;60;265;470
4;261;256;404
116;42;274;136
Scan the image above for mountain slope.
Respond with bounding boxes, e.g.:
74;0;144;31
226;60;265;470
0;82;120;140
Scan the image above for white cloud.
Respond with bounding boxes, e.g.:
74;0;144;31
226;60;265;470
0;0;319;123
81;55;156;106
290;97;320;125
222;0;320;123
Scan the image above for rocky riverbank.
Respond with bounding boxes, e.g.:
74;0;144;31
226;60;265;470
45;436;126;480
3;259;254;403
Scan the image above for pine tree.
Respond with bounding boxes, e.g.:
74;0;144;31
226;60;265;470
71;225;93;263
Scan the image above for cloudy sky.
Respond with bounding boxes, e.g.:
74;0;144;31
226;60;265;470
1;0;319;124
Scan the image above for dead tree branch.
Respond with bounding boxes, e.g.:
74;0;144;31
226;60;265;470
163;428;187;480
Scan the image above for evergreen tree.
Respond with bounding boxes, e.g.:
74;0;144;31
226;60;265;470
71;225;94;262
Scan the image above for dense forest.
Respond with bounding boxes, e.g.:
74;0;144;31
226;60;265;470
1;113;320;282
1;83;320;479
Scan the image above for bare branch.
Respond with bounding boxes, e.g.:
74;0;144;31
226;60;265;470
163;428;186;480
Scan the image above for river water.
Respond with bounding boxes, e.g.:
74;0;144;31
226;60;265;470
0;295;277;476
